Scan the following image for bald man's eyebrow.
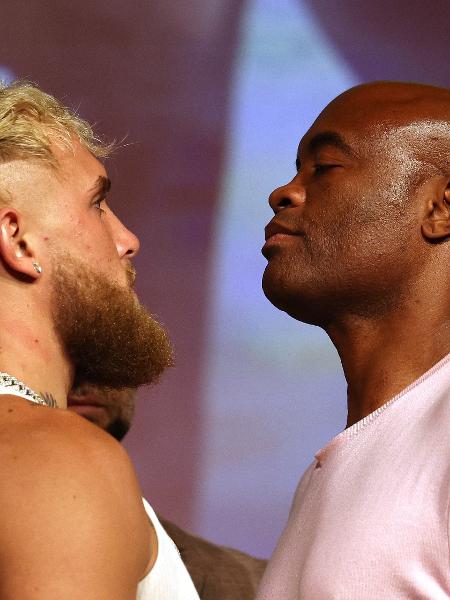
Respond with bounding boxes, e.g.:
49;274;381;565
307;131;355;158
296;131;355;171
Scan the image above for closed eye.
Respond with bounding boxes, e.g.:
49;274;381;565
313;163;339;175
294;160;340;175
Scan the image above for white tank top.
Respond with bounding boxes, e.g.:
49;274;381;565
0;381;200;599
137;499;200;599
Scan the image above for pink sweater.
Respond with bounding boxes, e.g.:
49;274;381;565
257;353;450;599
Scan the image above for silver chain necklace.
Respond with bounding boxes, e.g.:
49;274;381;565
0;372;57;408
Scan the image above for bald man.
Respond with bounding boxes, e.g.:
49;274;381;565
257;82;450;599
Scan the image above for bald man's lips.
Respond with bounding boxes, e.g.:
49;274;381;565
262;221;302;255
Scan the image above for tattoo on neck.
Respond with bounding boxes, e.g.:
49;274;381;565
39;392;58;408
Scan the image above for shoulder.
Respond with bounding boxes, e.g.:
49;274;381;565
160;517;267;597
0;396;151;598
0;394;135;484
407;367;450;452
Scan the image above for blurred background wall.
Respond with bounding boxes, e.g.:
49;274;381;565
1;0;448;558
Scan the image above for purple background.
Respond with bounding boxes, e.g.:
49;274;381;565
1;0;448;557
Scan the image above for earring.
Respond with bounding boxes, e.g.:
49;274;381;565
32;261;42;274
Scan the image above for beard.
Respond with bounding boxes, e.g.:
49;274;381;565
51;255;174;389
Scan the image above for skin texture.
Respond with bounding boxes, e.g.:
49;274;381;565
262;82;450;427
0;397;153;599
0;136;162;598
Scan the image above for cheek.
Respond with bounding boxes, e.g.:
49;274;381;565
64;216;120;263
303;200;386;270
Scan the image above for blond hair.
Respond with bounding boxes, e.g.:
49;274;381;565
0;81;112;168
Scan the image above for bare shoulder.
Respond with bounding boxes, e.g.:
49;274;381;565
0;396;151;599
0;394;135;485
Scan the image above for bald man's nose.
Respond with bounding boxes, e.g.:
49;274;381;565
268;179;306;214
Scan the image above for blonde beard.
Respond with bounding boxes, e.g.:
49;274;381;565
51;254;173;389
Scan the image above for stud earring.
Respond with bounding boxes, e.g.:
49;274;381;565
32;261;42;274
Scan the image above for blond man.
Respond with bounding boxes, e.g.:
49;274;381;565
0;81;199;599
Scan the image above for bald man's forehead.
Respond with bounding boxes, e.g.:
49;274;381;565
307;93;448;168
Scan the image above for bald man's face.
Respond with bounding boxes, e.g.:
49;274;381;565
262;83;446;325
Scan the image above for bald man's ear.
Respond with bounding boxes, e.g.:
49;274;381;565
0;207;41;280
421;183;450;241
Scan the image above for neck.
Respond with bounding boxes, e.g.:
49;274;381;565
0;312;72;410
326;306;450;428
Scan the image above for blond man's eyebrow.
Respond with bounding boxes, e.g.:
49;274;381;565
91;175;111;196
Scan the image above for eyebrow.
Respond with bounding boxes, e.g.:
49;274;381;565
297;131;355;168
90;175;111;197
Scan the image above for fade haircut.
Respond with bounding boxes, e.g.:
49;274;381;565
0;80;112;169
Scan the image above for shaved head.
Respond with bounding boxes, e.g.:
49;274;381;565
262;81;450;326
328;81;450;119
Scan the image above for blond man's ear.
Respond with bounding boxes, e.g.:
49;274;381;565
0;207;42;280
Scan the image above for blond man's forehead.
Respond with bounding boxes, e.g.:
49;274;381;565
50;135;107;184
